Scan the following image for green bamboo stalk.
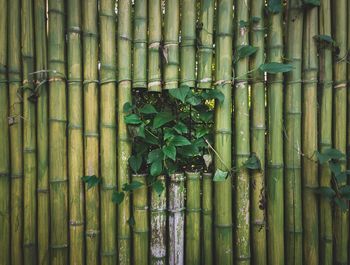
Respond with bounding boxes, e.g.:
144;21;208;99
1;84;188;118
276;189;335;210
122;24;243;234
48;0;68;263
150;175;167;265
9;0;23;263
333;1;348;264
21;0;37;263
214;0;233;263
197;0;215;89
148;0;162;92
0;0;9;263
180;0;196;88
266;2;284;264
163;0;180;90
249;0;266;264
82;0;100;264
234;0;251;264
100;0;117;264
185;171;201;265
117;0;132;263
302;5;319;265
34;0;49;263
284;1;303;264
319;1;333;264
202;172;213;265
133;0;147;89
132;174;149;265
67;0;84;264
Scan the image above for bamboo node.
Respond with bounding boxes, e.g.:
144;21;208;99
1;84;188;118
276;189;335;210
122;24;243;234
67;26;81;34
148;42;161;49
23;148;36;153
148;81;162;89
236;256;251;261
133;229;149;233
37;188;49;193
83;80;99;85
214;223;233;228
86;230;100;237
168;207;185;213
69;220;84;226
11;173;23;179
118;34;132;41
0;172;9;177
50;179;68;184
100;79;117;85
101;251;117;257
214;79;232;86
48;8;65;16
334;82;347;89
50;244;68;249
186;208;201;213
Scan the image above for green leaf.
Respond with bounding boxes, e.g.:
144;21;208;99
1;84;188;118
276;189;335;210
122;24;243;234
203;89;225;103
251;16;261;23
168;135;191;147
316;187;336;199
162;145;176;161
112;191;125;204
164;128;176;141
259;62;294;73
303;0;320;6
186;94;202;106
195;127;209;139
243;154;261;170
153;180;165;196
317;148;345;163
128;155;142;173
81;175;101;189
151;160;163;176
143;130;159;145
329;161;341;176
140;104;158;114
213;169;228;182
239;20;249;28
339;186;350;196
313;34;335;45
124;114;142;125
173;122;188;134
234;45;258;63
334;197;348;211
122;181;144;192
268;0;282;13
316;152;329;164
335;172;348;183
123;102;134;113
147;149;163;164
137;123;145;138
198;111;214;123
177;144;200;157
153;112;174;129
169;85;190;103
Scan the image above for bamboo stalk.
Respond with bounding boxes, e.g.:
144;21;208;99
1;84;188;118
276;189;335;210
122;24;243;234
185;171;201;265
132;174;149;265
319;1;333;264
333;1;348;264
266;2;284;264
168;173;185;265
202;172;213;265
234;0;251;264
214;0;233;263
100;0;117;264
133;0;147;89
197;0;215;89
67;0;84;264
150;175;167;265
249;0;266;264
48;0;68;263
163;0;180;90
0;0;9;263
180;0;196;88
148;0;162;92
284;1;303;264
117;0;132;263
9;0;23;263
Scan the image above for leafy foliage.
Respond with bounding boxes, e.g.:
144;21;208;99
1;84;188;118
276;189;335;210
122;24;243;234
259;62;294;73
81;175;101;189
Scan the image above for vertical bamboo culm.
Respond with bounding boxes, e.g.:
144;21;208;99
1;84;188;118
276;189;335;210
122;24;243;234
202;172;213;265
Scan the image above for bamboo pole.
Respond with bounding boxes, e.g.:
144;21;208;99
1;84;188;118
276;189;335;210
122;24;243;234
214;0;233;263
234;0;251;264
319;1;333;264
67;0;84;264
249;0;266;264
197;0;215;89
48;0;68;263
266;1;284;264
150;175;167;265
163;0;180;90
82;0;100;264
168;173;185;265
9;0;23;263
202;172;213;265
148;0;162;92
333;1;348;264
180;0;196;88
132;174;149;265
100;0;117;264
117;0;132;263
185;171;201;265
284;1;303;264
133;0;147;89
0;0;9;263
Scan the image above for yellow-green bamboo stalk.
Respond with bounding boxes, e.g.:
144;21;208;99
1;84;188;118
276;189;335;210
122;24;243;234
333;1;348;264
133;0;147;89
9;0;23;263
0;0;9;263
249;0;266;264
234;0;251;264
284;1;303;264
185;172;201;265
163;0;180;90
82;0;100;264
22;0;37;263
197;0;215;89
214;0;233;263
132;174;149;265
266;1;284;264
180;0;196;87
100;1;117;264
67;0;84;264
117;0;132;263
148;0;162;92
202;172;213;265
319;1;333;264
